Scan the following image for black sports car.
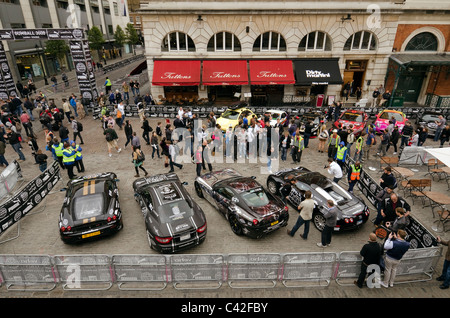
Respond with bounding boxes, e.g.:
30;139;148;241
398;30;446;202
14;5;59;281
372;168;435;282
298;110;325;137
266;167;370;232
415;111;443;137
59;172;123;243
133;173;207;253
194;168;289;238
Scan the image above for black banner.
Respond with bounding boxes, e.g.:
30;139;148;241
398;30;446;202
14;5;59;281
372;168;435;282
69;40;98;103
344;156;438;248
0;161;61;237
0;41;17;99
0;28;84;40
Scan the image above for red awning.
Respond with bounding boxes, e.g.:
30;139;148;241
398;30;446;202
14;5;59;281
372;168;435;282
202;60;249;85
249;60;295;85
152;60;201;86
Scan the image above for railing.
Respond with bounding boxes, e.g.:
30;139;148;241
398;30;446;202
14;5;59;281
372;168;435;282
425;94;450;108
0;248;441;291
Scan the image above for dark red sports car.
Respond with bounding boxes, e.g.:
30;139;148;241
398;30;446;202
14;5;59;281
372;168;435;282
333;109;368;137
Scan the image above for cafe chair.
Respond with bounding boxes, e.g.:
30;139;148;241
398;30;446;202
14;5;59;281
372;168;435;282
410;179;432;205
433;210;449;233
426;158;446;181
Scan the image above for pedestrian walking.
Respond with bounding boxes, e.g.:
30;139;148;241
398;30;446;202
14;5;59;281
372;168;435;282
62;98;72;122
104;77;112;94
124;120;133;148
400;121;413;148
354;233;382;288
132;146;148;177
353;132;365;162
287;190;314;240
62;142;77;179
317;200;337;247
4;127;25;161
168;140;183;172
151;131;161;159
131;132;141;150
434;115;446;142
327;129;341;159
104;124;122;157
195;144;203;177
335;141;347;170
71;140;85;173
386;126;399;154
141;117;152;145
0;140;9;167
71;116;84;145
69;95;78;118
380;230;411;288
436;236;450;289
291;129;304;163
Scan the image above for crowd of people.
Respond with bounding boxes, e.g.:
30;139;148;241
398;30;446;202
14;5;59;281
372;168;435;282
0;76;449;291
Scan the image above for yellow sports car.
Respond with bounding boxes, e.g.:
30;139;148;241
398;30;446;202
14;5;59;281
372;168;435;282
217;106;255;131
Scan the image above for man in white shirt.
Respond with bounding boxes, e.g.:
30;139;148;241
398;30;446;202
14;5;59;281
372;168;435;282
287;190;315;240
325;157;343;183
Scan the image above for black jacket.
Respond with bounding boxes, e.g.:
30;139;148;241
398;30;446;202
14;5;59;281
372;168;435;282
402;124;413;137
381;196;410;223
360;241;382;265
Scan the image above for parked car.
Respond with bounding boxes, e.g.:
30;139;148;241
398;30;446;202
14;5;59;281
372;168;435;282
59;172;123;243
298;110;325;137
266;167;370;232
217;103;255;131
194;168;289;238
416;111;443;137
133;173;207;253
374;109;407;133
333;109;368;137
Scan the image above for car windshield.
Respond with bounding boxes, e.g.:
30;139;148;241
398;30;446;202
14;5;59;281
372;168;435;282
221;110;240;120
297;172;331;189
270;112;282;119
156;201;194;223
72;194;105;220
240;188;270;207
341;112;363;122
379;111;403;122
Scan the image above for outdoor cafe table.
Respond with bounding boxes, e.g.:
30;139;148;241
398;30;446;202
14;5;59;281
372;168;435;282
392;167;415;179
423;191;450;218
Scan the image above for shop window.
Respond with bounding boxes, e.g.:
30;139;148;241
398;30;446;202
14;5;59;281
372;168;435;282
343;31;377;51
298;31;332;51
207;32;241;52
405;32;438;51
161;31;196;52
253;31;286;52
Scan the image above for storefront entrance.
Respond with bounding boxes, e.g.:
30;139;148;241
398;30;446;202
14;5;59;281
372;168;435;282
396;66;426;102
342;60;367;97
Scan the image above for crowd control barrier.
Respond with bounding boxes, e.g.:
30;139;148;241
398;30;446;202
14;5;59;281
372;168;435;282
0;248;442;292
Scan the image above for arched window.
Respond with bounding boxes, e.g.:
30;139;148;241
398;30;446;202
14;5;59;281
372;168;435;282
343;31;377;51
207;32;241;52
405;32;438;51
253;31;286;52
161;31;196;52
298;31;332;51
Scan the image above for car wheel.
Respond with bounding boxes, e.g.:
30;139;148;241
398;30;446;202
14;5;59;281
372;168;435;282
229;214;243;236
194;182;204;198
267;178;279;195
313;212;326;232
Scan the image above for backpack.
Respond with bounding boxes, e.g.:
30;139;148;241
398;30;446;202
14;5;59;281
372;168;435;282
77;121;83;132
136;149;145;162
105;131;113;142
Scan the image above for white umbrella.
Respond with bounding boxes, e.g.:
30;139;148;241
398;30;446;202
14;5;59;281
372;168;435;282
424;147;450;167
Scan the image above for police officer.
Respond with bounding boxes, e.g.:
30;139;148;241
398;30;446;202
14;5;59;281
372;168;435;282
335;141;348;170
71;140;85;173
51;138;65;169
348;161;361;193
62;142;77;179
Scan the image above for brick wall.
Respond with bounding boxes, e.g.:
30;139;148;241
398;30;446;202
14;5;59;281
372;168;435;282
392;24;450;52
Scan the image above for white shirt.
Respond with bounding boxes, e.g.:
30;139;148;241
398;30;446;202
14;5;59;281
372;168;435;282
328;161;343;179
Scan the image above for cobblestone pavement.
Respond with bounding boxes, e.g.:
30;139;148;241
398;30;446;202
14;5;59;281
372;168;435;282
0;59;449;301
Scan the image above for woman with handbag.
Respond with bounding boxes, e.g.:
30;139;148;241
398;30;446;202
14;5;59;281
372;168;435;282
132;146;148;177
318;122;328;153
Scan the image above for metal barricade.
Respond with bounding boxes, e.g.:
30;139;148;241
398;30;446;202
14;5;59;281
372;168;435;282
336;247;442;286
53;254;113;291
0;255;56;291
112;254;168;291
169;254;224;290
281;252;337;288
394;246;442;284
335;251;364;286
226;253;281;288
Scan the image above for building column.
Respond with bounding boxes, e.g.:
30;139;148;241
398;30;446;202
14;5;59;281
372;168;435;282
19;0;36;28
47;0;61;28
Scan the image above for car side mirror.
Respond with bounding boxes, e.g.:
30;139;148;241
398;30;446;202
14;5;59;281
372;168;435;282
250;176;256;180
182;181;188;186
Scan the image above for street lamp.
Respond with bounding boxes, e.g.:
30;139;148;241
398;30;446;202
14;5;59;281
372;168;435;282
35;44;48;85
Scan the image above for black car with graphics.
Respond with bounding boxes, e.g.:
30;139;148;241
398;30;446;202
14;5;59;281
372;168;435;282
194;168;289;238
133;173;207;253
298;110;325;137
59;172;123;243
266;167;370;232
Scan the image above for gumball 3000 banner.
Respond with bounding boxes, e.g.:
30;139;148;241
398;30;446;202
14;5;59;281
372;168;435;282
0;161;61;236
